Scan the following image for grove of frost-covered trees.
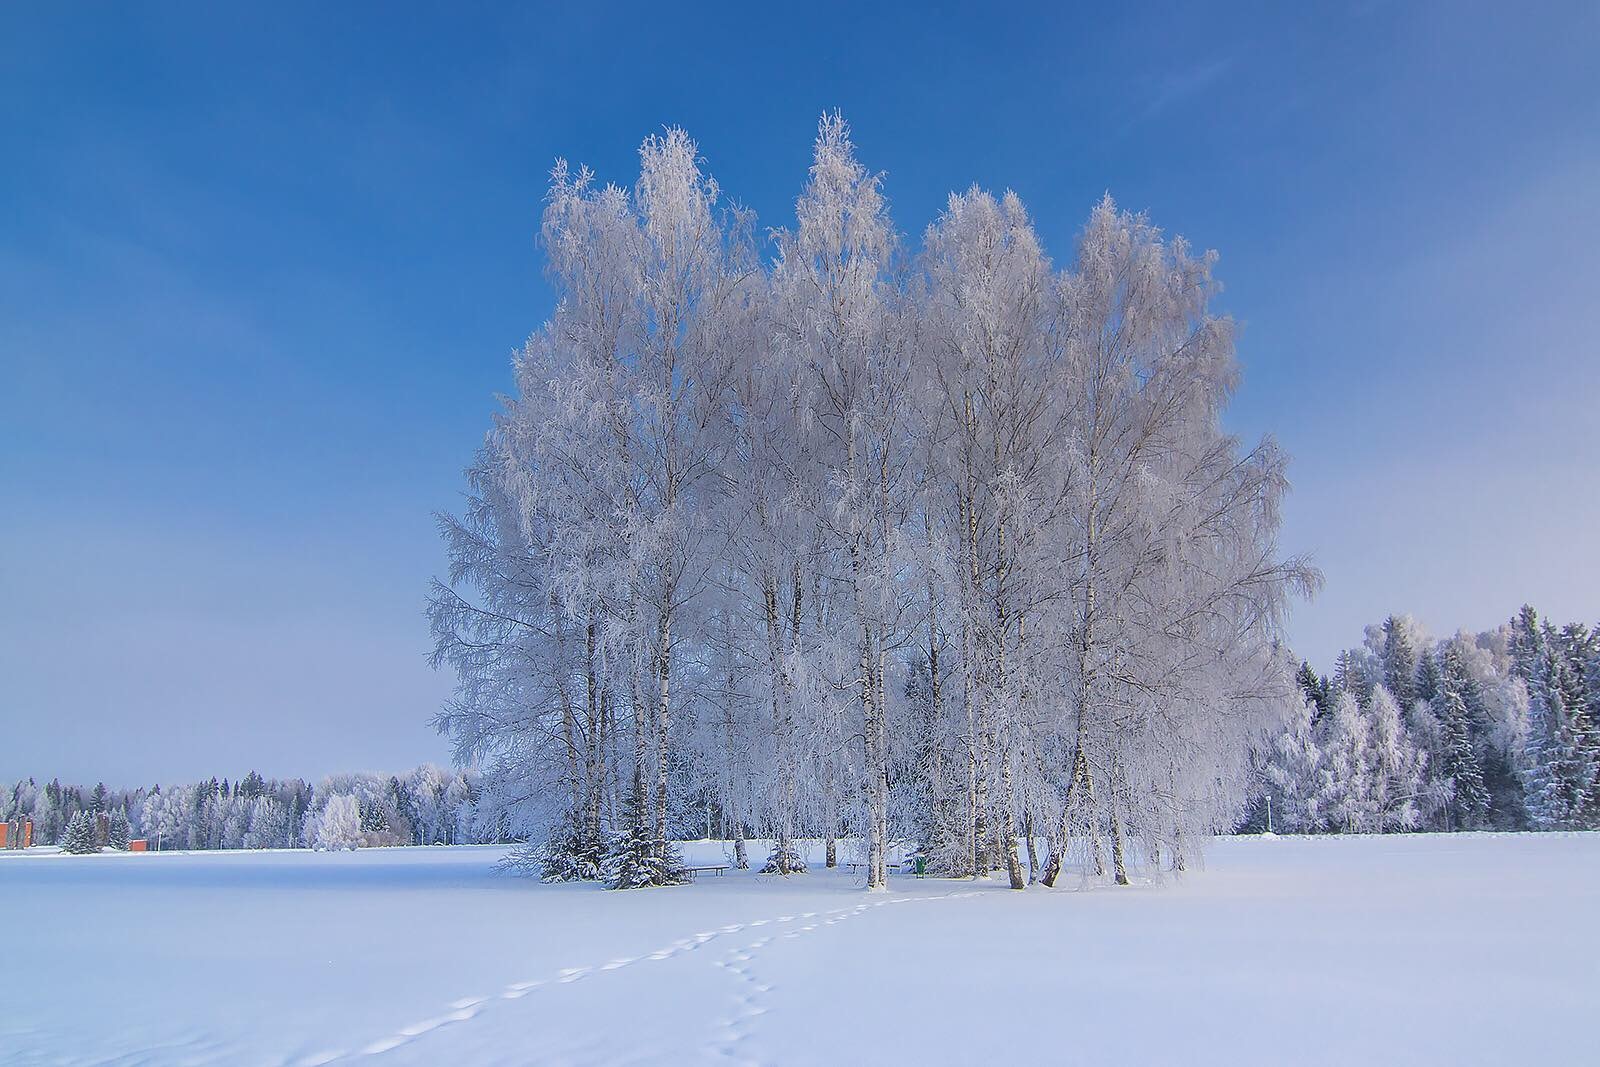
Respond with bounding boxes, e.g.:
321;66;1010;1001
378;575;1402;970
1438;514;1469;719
1255;606;1600;834
429;115;1317;891
2;766;494;853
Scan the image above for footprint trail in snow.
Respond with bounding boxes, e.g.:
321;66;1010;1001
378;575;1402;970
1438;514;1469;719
707;891;980;1064
313;888;979;1067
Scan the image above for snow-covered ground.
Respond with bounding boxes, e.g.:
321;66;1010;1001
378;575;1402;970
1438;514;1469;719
2;833;1595;1066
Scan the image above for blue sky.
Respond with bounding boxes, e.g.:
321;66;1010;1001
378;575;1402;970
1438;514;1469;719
3;3;1597;783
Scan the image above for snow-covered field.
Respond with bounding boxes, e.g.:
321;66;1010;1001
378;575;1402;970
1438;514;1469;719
2;834;1595;1066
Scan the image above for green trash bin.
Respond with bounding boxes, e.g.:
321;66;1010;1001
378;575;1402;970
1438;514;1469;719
914;856;926;877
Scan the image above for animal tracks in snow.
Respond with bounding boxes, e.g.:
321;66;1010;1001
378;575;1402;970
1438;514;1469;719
708;891;979;1064
316;888;979;1066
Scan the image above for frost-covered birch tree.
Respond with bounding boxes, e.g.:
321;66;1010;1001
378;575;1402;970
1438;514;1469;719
916;188;1064;886
1035;198;1316;885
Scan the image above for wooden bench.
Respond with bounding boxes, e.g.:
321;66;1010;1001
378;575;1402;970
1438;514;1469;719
683;865;730;882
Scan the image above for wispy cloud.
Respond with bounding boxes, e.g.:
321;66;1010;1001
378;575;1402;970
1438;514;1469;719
1140;55;1235;120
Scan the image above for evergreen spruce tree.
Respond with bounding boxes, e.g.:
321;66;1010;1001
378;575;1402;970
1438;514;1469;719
903;657;962;874
1381;617;1419;712
761;838;807;875
1416;648;1444;707
359;798;390;834
1513;610;1559;827
1296;661;1331;725
387;776;419;845
604;792;685;890
1586;624;1600;812
1556;624;1600;801
1584;624;1600;727
1510;609;1595;828
1526;645;1575;828
1523;623;1599;828
189;780;213;850
1509;605;1543;680
1331;651;1358;704
61;810;100;854
107;809;131;850
539;807;605;882
288;792;306;848
44;780;62;838
1437;643;1490;829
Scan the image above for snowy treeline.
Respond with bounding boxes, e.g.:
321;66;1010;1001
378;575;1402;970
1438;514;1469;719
429;115;1315;890
1;766;495;851
1254;606;1600;833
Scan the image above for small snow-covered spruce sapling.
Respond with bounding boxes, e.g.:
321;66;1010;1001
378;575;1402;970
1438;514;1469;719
761;838;806;875
605;793;686;889
538;809;605;883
